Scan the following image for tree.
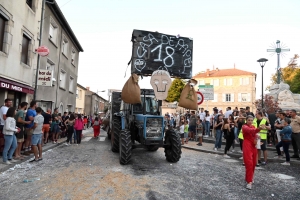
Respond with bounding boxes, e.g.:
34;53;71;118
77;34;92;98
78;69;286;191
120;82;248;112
254;95;279;114
166;78;185;102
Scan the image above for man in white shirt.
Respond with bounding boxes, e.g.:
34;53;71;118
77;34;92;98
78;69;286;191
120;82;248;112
199;108;206;136
0;99;12;153
225;107;233;118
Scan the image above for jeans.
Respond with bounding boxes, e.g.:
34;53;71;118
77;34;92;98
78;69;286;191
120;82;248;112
234;127;238;139
73;128;76;143
276;141;291;162
205;121;210;136
215;129;223;148
2;135;17;162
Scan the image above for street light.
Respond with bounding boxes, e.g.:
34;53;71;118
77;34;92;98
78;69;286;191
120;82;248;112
257;58;268;109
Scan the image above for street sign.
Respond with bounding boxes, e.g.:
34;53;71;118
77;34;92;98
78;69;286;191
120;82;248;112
196;91;204;105
198;85;214;100
35;46;50;57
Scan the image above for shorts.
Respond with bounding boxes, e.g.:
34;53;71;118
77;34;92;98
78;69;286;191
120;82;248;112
184;132;188;138
197;130;203;137
260;139;267;151
26;128;33;136
256;138;261;149
180;133;184;138
188;125;196;133
31;133;42;146
17;137;24;143
42;124;50;133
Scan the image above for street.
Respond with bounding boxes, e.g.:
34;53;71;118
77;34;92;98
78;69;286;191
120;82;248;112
0;130;300;200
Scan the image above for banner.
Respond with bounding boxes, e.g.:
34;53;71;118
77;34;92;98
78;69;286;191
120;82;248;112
37;69;53;86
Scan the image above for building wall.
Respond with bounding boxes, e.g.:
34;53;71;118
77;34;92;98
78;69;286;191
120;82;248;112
194;74;256;112
0;0;42;105
75;85;85;114
35;3;80;113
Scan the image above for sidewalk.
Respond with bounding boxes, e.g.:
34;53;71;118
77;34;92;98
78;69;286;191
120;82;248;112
182;137;300;165
0;128;94;173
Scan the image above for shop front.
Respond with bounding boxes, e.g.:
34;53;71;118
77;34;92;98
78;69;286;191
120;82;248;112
0;77;34;107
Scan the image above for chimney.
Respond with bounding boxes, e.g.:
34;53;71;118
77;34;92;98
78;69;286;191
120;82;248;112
206;69;210;76
86;87;90;91
216;67;219;71
234;63;236;69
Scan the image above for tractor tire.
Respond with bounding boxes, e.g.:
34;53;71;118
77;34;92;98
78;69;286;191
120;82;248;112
164;130;182;163
119;130;132;165
111;118;121;153
146;145;159;151
107;126;111;140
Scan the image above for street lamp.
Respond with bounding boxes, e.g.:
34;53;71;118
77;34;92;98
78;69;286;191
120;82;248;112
257;58;268;109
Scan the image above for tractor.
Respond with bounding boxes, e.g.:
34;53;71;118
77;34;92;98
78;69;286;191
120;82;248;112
110;89;181;165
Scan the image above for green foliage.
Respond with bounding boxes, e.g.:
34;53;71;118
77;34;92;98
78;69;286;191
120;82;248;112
290;71;300;93
166;78;185;102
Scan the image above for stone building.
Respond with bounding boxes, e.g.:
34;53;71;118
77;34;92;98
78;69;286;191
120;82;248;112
84;87;108;117
75;83;86;114
193;66;256;112
35;1;83;113
0;0;42;106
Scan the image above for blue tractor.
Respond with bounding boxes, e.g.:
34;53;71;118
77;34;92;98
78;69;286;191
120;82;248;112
110;89;181;165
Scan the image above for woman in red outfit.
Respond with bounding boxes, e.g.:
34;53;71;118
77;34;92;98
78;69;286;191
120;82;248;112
93;117;101;138
242;115;263;190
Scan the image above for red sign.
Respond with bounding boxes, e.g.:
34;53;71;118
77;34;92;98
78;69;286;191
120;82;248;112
197;92;204;105
35;46;49;57
0;82;34;94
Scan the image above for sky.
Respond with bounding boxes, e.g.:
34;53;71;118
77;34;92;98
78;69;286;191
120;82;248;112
57;0;300;100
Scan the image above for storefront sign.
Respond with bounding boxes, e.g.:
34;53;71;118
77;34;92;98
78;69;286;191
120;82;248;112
37;69;52;86
0;81;34;94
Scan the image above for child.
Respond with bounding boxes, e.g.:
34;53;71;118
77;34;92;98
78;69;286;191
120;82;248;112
196;117;203;146
184;120;189;144
51;117;60;144
179;122;185;145
93;117;101;138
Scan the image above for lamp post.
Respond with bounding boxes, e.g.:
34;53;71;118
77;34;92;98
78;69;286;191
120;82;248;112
257;58;268;109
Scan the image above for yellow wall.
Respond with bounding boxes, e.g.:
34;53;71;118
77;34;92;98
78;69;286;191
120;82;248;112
194;74;256;112
75;85;86;114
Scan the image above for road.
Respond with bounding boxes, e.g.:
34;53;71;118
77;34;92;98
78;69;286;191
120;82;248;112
0;130;299;200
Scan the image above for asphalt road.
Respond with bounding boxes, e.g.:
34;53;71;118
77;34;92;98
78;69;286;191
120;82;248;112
0;130;299;200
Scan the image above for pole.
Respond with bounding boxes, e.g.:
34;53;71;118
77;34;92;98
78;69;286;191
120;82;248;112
261;66;264;109
277;53;280;84
33;0;46;100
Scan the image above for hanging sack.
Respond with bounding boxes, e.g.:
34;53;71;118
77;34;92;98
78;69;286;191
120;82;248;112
121;74;142;104
178;79;198;110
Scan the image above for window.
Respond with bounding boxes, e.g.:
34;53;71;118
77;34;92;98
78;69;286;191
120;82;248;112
76;89;79;98
212;94;218;102
69;76;74;92
241;93;247;102
226;94;231;102
223;93;234;102
49;18;58;44
26;0;33;8
59;70;66;88
239;93;251;102
71;48;76;65
46;60;55;72
21;34;30;65
240;77;249;85
210;79;219;86
79;90;82;99
199;80;205;85
62;36;69;56
0;15;6;52
224;78;232;86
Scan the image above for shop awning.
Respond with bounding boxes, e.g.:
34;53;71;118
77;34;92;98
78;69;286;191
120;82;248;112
0;77;34;94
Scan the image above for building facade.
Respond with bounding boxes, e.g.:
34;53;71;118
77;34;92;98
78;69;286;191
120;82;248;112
0;0;42;106
35;1;83;113
75;83;86;114
85;87;108;117
193;67;256;112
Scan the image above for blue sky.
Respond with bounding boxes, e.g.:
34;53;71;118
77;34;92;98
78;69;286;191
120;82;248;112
57;0;300;100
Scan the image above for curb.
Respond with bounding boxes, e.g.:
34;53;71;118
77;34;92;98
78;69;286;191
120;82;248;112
181;146;300;165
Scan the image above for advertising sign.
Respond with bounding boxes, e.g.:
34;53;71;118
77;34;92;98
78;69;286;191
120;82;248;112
37;69;52;86
198;85;214;100
131;30;193;79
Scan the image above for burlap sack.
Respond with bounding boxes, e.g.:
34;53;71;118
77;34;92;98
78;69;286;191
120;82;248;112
121;74;142;104
178;79;198;110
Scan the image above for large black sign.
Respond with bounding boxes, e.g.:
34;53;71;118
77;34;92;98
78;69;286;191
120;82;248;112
131;30;193;79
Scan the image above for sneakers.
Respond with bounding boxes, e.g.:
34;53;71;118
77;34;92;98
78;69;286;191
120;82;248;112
214;148;217;151
231;149;235;153
281;162;290;166
261;161;267;165
197;143;202;146
204;135;209;138
246;183;252;190
223;155;231;158
64;142;70;146
239;157;243;160
3;161;12;165
8;159;18;163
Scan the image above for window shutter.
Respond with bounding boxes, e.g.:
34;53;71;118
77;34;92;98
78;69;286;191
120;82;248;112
216;79;219;86
229;78;232;86
224;79;226;86
222;93;226;102
246;77;249;85
240;78;243;85
212;94;218;102
238;93;241;102
247;93;251;102
231;93;235;102
210;79;213;85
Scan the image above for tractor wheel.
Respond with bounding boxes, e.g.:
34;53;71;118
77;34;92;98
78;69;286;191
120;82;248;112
111;118;121;152
119;130;132;165
107;126;111;140
164;130;182;163
146;145;159;151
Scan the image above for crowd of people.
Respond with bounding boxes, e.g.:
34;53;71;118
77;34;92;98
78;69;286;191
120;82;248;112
0;99;102;165
165;106;300;189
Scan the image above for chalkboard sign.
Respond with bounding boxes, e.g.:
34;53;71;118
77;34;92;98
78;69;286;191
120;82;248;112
131;30;193;79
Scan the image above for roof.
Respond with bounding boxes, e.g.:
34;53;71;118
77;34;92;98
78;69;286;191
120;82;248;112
47;1;84;52
193;68;256;79
77;83;87;90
